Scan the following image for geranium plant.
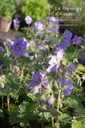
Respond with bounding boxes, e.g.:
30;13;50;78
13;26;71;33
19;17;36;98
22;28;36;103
0;16;85;128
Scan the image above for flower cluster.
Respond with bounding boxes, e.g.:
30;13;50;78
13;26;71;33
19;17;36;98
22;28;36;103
4;15;83;108
46;16;60;33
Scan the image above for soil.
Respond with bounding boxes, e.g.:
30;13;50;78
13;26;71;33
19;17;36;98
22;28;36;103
0;29;23;42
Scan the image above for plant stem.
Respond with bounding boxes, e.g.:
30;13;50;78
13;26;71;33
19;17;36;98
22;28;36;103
52;116;55;128
56;90;61;128
42;112;44;128
2;97;4;109
51;101;55;128
17;73;29;94
57;90;61;111
7;95;10;112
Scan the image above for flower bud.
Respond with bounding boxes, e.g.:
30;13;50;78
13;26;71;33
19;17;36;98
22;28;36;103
46;95;54;106
12;65;20;75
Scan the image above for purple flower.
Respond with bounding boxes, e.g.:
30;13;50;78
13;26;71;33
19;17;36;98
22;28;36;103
7;38;14;46
59;31;72;49
38;45;45;50
66;64;75;76
24;52;34;57
12;38;27;57
48;16;57;23
34;20;44;32
25;15;32;25
49;49;64;65
45;38;50;41
3;53;7;58
26;42;30;48
43;37;50;43
28;72;47;93
48;56;57;65
72;35;82;45
32;72;45;82
55;23;60;33
63;31;72;38
46;49;64;73
46;100;52;106
37;45;48;51
46;65;58;73
42;79;48;86
58;78;73;96
47;16;60;33
13;18;20;27
28;81;37;89
0;47;4;52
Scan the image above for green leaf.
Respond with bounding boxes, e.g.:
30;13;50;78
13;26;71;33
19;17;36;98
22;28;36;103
44;124;52;128
10;92;18;100
60;123;71;128
0;90;7;97
62;97;79;109
74;108;85;116
34;63;43;70
58;113;71;121
19;101;38;115
27;93;37;101
18;88;26;96
64;53;76;60
0;109;4;117
9;111;20;125
72;120;85;128
66;43;75;53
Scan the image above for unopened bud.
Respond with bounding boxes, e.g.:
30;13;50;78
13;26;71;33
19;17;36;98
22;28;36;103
46;95;55;106
12;65;20;75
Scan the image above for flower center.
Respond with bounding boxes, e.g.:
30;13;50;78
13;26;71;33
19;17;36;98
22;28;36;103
17;44;21;50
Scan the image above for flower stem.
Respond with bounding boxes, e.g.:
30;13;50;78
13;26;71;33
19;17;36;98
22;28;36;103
52;116;55;128
56;90;61;128
57;90;61;111
2;97;4;109
42;112;44;128
7;95;10;112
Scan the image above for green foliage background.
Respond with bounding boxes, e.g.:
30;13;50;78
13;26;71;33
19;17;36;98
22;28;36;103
0;0;16;20
21;0;49;21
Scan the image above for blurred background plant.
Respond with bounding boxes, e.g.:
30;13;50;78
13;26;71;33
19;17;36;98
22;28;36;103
21;0;49;21
0;0;84;37
0;0;17;20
